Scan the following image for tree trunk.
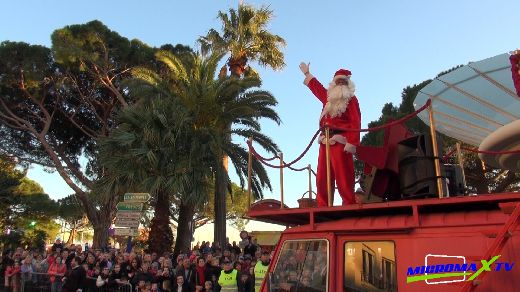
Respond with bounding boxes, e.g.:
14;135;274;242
214;160;228;250
228;56;247;78
67;222;76;244
92;219;111;249
218;65;228;79
90;192;119;249
148;191;173;254
172;202;196;259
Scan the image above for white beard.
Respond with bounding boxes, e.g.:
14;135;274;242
322;81;355;118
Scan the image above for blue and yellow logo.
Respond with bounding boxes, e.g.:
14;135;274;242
407;255;515;284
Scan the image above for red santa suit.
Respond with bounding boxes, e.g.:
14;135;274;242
304;69;361;206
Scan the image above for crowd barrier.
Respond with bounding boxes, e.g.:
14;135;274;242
1;272;133;292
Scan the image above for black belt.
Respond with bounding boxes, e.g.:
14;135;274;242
322;129;343;136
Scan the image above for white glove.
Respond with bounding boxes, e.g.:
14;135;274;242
344;142;356;154
299;62;310;75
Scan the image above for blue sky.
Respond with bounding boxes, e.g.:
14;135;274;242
1;0;518;206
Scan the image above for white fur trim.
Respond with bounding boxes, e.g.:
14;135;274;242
332;134;347;144
303;73;314;85
333;75;350;83
343;142;356;154
319;107;328;120
318;134;347;145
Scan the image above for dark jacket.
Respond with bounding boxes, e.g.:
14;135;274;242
237;272;254;292
52;242;64;252
131;270;154;286
243;244;257;259
176;266;196;290
205;265;221;286
232;245;241;255
171;281;193;292
62;265;86;292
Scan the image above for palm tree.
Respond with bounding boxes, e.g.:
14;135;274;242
98;95;210;254
148;50;280;251
102;50;280;254
199;3;286;78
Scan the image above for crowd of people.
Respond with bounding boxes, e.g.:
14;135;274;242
0;233;271;292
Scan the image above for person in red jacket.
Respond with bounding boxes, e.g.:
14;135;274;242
510;50;520;97
5;261;21;292
48;256;67;292
300;62;361;206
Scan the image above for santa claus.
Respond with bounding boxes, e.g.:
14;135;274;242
300;62;361;206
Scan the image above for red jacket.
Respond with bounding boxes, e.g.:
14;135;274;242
307;77;361;146
5;265;20;277
48;263;67;283
510;54;520;96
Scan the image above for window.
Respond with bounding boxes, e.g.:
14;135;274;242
270;239;328;291
362;249;375;285
344;241;397;292
382;258;396;290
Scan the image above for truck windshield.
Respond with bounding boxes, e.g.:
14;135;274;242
270;239;328;292
344;241;397;292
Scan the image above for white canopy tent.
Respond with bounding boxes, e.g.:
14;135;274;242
414;53;520;171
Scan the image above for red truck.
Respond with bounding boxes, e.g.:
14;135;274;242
248;194;520;292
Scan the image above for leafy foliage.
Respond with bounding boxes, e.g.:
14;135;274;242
0;20;157;248
0;155;60;250
0;155;24;216
199;4;286;77
193;183;251;231
57;194;87;243
101;49;280;253
126;50;280;200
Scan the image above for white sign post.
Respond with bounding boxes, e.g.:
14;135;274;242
114;228;139;237
114;193;150;237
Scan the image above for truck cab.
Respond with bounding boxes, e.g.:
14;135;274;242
248;194;520;292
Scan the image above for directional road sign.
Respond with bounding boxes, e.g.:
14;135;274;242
114;228;138;237
116;202;143;212
115;211;141;219
124;193;151;203
114;218;140;228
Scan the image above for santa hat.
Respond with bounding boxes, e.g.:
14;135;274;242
333;69;352;82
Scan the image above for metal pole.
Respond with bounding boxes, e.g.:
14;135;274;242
428;104;445;198
247;137;253;207
325;127;332;206
308;164;312;199
279;152;284;209
455;142;467;190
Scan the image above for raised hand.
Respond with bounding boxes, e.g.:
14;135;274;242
299;62;310;74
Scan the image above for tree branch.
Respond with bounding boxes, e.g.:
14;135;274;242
34;135;99;223
0;151;54;168
194;218;212;229
0;98;36;131
100;77;128;108
52;139;94;189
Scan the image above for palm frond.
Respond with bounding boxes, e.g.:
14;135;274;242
155;50;189;83
200;4;286;74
